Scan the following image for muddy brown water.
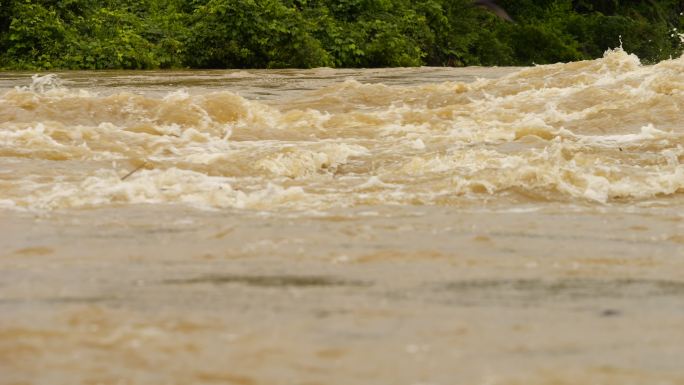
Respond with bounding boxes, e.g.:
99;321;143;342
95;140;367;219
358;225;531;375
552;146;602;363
1;50;683;384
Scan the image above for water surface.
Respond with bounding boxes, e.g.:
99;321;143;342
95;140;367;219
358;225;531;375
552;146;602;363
1;49;683;385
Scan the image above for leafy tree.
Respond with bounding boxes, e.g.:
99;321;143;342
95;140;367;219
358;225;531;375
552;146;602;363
1;2;69;69
184;0;331;68
0;0;682;69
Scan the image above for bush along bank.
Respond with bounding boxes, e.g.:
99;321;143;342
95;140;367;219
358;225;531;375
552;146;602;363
0;0;682;70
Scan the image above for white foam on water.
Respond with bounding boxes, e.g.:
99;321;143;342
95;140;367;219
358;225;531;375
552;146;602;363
11;168;309;211
1;49;683;211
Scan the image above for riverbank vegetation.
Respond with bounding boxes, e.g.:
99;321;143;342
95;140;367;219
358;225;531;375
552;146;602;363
0;0;682;69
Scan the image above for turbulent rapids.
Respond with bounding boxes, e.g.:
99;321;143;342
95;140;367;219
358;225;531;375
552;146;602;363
1;48;683;211
2;49;684;385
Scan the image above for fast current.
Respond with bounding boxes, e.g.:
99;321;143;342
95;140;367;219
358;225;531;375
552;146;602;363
2;48;682;212
2;49;684;385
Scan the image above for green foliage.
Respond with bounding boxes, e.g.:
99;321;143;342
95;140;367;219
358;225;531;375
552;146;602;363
184;0;331;68
1;2;68;69
0;0;186;69
0;0;682;69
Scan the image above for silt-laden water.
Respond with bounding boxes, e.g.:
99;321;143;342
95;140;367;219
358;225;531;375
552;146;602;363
1;49;683;384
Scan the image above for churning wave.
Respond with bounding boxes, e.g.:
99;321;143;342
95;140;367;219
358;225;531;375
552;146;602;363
1;49;682;211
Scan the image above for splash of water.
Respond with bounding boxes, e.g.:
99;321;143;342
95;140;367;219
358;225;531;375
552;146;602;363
1;49;682;211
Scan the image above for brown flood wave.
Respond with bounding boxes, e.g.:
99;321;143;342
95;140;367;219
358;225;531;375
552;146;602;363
0;49;683;210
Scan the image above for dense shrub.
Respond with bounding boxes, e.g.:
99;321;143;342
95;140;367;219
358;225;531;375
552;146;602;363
0;0;185;69
0;0;682;69
184;0;332;68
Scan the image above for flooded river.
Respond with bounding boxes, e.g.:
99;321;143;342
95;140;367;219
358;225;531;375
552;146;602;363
1;49;683;384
